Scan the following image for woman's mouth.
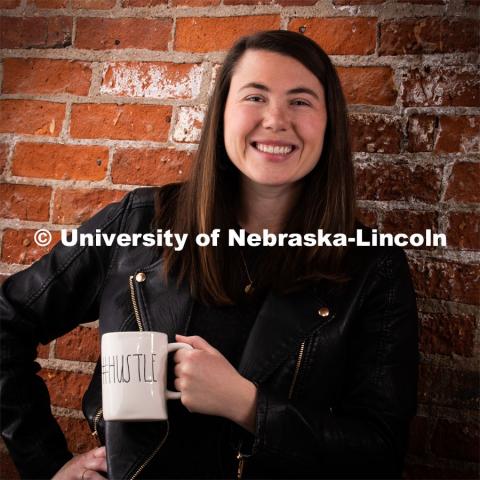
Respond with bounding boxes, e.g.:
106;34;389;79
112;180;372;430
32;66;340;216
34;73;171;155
251;142;297;156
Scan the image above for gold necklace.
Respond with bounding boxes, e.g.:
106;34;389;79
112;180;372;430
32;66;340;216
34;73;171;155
239;249;254;294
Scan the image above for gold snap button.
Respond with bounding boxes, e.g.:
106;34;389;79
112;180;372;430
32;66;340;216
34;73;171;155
135;272;146;282
318;307;329;317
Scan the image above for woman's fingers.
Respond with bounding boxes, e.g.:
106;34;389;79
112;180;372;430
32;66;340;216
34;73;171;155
92;447;106;458
84;456;108;472
52;447;108;479
82;470;107;480
84;446;107;471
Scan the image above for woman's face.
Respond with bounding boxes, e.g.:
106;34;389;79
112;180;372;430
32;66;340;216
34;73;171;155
223;49;327;191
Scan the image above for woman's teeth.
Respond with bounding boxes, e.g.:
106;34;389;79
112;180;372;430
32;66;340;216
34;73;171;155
254;143;294;155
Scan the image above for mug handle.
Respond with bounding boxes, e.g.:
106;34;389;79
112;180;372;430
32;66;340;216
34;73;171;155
165;342;193;400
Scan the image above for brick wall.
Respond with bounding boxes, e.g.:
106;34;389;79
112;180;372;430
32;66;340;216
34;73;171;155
0;0;479;478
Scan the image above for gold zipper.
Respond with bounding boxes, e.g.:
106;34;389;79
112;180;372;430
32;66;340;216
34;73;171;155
129;420;170;480
127;272;170;479
288;340;306;400
236;450;245;480
91;407;103;438
129;274;144;332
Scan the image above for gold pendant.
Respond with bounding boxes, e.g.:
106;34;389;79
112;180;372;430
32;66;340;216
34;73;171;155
244;283;253;294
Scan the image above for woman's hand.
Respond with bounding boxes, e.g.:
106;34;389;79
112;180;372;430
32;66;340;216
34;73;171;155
52;446;107;480
174;334;257;433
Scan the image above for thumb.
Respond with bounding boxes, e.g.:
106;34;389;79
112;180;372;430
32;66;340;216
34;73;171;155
176;334;217;353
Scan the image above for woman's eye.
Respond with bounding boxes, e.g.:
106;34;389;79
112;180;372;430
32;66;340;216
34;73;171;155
291;99;310;106
245;95;264;102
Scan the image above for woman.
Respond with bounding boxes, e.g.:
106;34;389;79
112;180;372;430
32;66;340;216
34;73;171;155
0;30;418;479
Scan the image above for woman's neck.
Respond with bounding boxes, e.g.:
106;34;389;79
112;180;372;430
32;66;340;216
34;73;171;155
238;179;301;234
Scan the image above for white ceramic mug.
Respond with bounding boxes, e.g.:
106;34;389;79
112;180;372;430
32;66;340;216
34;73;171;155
101;331;193;421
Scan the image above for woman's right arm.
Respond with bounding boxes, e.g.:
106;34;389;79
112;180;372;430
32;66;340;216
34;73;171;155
0;191;132;478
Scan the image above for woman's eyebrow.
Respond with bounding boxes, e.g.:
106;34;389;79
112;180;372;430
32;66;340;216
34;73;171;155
239;82;320;100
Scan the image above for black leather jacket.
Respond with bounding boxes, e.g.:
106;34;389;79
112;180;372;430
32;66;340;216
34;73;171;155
0;186;419;480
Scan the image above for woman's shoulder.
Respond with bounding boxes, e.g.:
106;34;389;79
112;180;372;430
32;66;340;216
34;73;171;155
103;183;183;224
122;182;183;209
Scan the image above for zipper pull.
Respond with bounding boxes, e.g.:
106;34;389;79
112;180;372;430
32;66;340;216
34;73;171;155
236;451;245;480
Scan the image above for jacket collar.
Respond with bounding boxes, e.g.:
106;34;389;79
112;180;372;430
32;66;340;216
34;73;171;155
238;286;333;384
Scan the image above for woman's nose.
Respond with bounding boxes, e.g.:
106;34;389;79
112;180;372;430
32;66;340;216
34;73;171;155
262;103;289;131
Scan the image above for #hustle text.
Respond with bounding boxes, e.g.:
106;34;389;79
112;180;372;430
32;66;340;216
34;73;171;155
102;353;158;384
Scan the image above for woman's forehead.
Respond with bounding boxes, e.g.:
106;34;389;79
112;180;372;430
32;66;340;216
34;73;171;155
229;49;324;95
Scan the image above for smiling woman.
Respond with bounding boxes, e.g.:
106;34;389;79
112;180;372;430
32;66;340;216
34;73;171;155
224;50;328;192
0;30;418;480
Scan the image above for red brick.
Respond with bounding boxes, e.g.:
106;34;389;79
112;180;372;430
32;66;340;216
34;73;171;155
447;212;480;250
379;17;479;55
410;257;480;305
218;0;316;3
223;0;270;3
418;363;479;410
0;16;72;48
101;62;203;99
175;16;280;53
348;114;401;153
407;416;428;455
52;188;126;224
401;66;479;107
356;163;442;203
57;416;98;453
36;342;51;359
275;0;317;4
419;311;476;357
435;116;479;153
0;143;8;174
55;326;99;363
0;451;20;479
172;0;218;4
0;100;65;136
432;419;480;462
13;142;107;181
356;208;378;228
112;148;193;186
0;0;21;7
73;0;115;7
121;0;166;5
333;0;385;3
445;162;480;203
382;210;438;238
39;369;91;410
75;17;171;50
31;0;67;7
288;17;377;55
0;184;51;221
398;0;444;3
12;143;108;181
406;114;436;152
1;229;61;265
2;58;92;96
70;104;171;141
337;67;397;106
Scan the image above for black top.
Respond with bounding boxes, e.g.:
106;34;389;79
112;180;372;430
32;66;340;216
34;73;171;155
143;245;267;479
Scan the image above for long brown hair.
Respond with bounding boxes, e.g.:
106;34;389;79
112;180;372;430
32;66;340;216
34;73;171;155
154;30;356;305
